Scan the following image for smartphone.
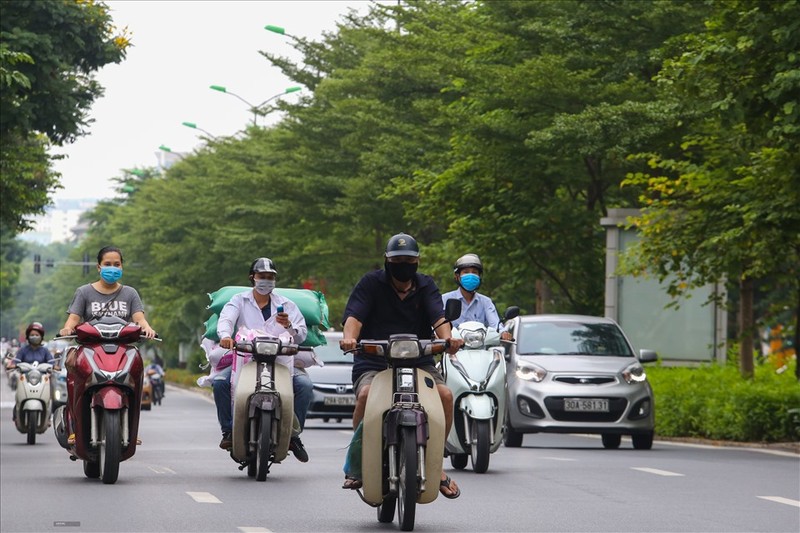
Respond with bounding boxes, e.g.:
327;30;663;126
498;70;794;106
277;305;284;314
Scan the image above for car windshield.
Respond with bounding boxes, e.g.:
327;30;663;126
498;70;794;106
517;321;633;357
314;337;353;364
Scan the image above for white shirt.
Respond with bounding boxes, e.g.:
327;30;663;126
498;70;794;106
217;289;308;345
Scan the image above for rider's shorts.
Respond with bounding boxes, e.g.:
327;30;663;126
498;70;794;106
353;365;445;397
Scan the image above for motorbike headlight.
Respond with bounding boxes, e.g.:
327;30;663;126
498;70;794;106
388;339;421;360
54;390;62;401
622;362;647;384
254;340;279;356
462;329;486;349
515;361;546;382
27;370;42;386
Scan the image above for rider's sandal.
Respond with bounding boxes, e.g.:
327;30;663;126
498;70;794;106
439;475;461;499
342;475;362;490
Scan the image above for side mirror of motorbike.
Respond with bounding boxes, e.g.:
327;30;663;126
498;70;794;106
444;299;462;323
503;306;520;322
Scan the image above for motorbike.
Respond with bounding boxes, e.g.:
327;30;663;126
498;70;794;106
147;368;164;406
351;299;461;532
11;359;54;444
52;316;157;484
5;345;20;390
230;331;298;481
442;306;519;473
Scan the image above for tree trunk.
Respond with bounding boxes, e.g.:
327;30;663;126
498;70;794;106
535;279;550;314
739;277;755;379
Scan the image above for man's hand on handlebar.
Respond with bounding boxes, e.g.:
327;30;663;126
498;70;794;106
339;337;358;352
445;338;464;355
220;337;235;350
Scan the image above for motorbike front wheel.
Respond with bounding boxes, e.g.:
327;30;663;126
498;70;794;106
470;419;491;473
256;410;273;482
99;409;121;484
397;426;418;531
26;413;37;445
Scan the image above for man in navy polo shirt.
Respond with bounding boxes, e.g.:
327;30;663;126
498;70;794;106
339;232;463;498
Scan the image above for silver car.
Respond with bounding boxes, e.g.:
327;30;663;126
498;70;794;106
306;331;355;422
504;315;658;449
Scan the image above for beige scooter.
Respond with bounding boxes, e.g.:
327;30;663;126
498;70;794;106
231;335;297;481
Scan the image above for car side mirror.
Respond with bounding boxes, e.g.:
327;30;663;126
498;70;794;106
444;299;462;323
639;349;658;363
503;306;520;321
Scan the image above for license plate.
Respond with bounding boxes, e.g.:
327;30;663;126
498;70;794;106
564;398;609;412
324;395;356;406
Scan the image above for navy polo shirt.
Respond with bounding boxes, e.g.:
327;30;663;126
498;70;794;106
342;269;445;381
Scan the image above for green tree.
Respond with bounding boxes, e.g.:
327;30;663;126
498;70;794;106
621;0;800;378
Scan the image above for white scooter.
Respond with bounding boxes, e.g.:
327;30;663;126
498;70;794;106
442;307;518;473
12;359;54;445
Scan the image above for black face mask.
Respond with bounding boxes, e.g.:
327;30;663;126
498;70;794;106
385;260;418;283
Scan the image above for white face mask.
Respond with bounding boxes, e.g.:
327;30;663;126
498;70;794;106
254;279;275;295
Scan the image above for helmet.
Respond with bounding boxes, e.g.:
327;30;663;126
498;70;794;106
385;233;420;258
453;253;483;275
25;322;45;339
249;257;277;275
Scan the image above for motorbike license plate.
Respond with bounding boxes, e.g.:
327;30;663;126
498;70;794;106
324;395;356;406
564;398;609;412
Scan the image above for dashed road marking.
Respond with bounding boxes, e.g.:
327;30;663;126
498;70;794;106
758;496;800;508
187;492;221;503
238;528;272;533
541;456;577;461
631;467;684;476
148;465;176;474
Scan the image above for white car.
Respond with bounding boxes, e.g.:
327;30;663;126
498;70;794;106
504;314;658;449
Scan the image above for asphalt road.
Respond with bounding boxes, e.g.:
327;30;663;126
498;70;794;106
1;370;798;533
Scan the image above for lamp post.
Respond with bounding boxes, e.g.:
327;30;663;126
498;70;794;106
209;85;301;126
264;25;295;38
181;121;217;138
157;144;185;170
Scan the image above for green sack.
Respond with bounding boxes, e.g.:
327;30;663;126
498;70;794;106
203;314;220;342
207;286;330;328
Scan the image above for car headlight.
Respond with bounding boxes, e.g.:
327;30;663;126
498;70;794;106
27;370;42;386
515;361;547;382
389;339;421;359
462;329;487;349
622;362;647;384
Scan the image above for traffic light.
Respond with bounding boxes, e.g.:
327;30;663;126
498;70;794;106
33;254;41;274
82;252;90;275
45;258;54;269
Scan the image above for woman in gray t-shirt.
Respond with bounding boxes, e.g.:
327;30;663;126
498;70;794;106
59;246;156;339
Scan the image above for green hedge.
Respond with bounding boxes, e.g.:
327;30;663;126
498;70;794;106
647;361;800;442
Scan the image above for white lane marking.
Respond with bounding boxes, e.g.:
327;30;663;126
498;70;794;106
541;456;577;461
187;492;221;503
238;528;272;533
0;401;15;409
148;466;176;474
631;467;684;477
338;430;354;436
758;496;800;508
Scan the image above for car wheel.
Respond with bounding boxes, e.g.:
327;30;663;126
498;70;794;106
323;417;330;423
632;431;654;450
503;422;523;448
601;433;621;449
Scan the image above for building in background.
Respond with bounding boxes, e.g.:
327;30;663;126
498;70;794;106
18;199;97;244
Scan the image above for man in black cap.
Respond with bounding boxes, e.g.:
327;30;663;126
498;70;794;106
339;233;463;498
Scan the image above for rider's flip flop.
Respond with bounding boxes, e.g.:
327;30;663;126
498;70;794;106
342;475;362;490
439;475;461;499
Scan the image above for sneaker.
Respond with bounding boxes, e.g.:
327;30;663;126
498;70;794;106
219;433;232;450
289;436;309;462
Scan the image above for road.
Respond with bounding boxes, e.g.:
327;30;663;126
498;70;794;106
1;370;798;533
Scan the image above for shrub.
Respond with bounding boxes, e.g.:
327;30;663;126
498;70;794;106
647;359;800;442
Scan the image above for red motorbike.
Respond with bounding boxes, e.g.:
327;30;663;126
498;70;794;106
53;316;155;484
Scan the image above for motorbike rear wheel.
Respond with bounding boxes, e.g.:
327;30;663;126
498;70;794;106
449;453;468;470
256;410;273;482
397;426;418;532
470;419;491;473
26;413;37;445
99;409;121;484
83;460;100;479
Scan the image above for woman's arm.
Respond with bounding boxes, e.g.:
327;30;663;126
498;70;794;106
132;311;156;339
59;314;82;336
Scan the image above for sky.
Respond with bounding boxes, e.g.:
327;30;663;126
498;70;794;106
51;0;373;201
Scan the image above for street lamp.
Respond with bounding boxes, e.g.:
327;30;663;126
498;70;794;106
182;121;217;138
209;85;302;126
264;25;294;38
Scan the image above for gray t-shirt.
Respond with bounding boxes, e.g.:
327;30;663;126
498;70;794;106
67;284;145;322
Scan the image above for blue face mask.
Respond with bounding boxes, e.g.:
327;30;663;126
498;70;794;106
100;266;123;283
460;273;481;292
